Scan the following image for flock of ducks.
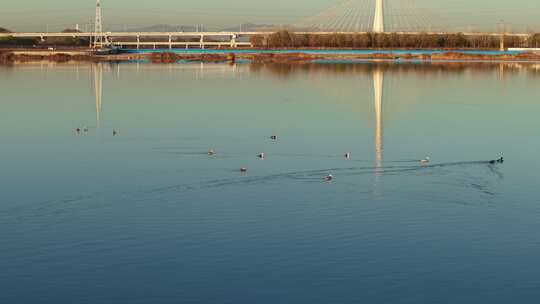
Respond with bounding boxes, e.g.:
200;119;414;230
75;127;88;134
75;127;118;136
206;135;438;182
74;129;503;181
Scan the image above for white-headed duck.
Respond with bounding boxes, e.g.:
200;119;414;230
420;156;430;164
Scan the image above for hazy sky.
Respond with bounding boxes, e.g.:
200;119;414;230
1;0;539;32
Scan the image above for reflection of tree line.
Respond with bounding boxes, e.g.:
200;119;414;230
249;61;540;78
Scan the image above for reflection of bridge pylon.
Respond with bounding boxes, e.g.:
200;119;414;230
92;63;103;128
372;68;385;196
373;69;384;170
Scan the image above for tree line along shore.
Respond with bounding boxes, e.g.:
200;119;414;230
252;30;540;49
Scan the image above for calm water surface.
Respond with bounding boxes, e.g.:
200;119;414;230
1;61;540;303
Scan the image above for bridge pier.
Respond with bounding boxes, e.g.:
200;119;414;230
200;35;205;49
168;34;172;49
230;34;237;48
136;35;140;49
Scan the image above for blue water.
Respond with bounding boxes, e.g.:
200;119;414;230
1;61;539;303
119;48;525;56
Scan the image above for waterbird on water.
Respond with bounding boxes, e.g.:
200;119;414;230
420;156;431;164
113;130;118;136
324;174;333;182
270;135;278;140
240;167;248;173
489;157;504;164
258;153;265;159
345;153;351;159
208;149;216;156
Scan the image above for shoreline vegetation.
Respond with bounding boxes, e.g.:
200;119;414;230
253;31;540;49
2;50;540;64
2;30;540;64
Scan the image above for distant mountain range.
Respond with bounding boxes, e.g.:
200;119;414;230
124;24;197;32
220;23;278;32
120;23;279;32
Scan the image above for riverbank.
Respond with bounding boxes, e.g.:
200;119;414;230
2;48;540;64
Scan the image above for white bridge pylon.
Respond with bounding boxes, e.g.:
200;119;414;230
373;0;384;33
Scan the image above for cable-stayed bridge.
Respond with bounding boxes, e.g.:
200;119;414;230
294;0;445;33
0;0;535;49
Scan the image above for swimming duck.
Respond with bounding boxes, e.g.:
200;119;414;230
324;174;333;181
420;156;430;164
489;157;504;164
75;128;81;134
345;152;351;159
240;167;248;173
258;153;265;159
112;130;118;136
208;149;216;156
270;135;278;140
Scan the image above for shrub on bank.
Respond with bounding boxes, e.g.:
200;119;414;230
530;33;540;48
0;37;39;47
